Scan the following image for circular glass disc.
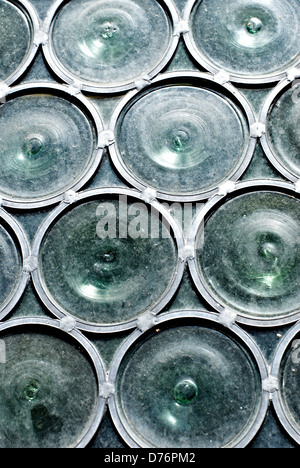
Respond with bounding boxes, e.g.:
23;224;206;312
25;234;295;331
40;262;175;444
0;220;22;312
265;83;300;179
114;84;250;197
48;0;173;90
277;333;300;438
196;190;300;322
114;320;263;447
0;1;32;83
188;0;300;81
0;325;99;448
0;92;97;203
38;196;178;327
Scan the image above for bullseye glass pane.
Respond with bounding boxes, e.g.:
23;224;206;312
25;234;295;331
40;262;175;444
38;197;178;326
114;84;249;197
116;322;262;448
189;0;300;80
196;191;300;321
0;93;97;202
267;83;300;178
0;325;99;448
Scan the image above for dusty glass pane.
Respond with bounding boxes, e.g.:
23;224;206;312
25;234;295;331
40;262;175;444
115;84;249;196
267;83;300;178
39;197;178;325
0;93;97;202
197;191;300;321
50;0;172;87
0;326;98;448
116;322;262;448
190;0;300;79
0;0;32;82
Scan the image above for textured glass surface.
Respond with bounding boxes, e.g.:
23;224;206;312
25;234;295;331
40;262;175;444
0;0;298;450
0;1;32;82
115;84;249;196
39;197;177;325
197;191;300;321
0;93;97;202
279;334;300;434
189;0;300;78
116;323;262;448
50;0;171;87
0;222;22;310
0;326;98;448
267;83;300;177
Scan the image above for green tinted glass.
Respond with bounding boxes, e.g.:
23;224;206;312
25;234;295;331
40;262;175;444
116;322;262;448
0;326;99;448
0;0;32;82
0;93;97;203
39;197;178;326
196;191;300;322
189;0;300;80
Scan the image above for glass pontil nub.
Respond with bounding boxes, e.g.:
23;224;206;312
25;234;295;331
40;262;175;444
186;0;300;82
0;88;100;206
35;191;182;331
0;320;104;448
111;75;253;200
194;187;300;325
111;313;267;448
45;0;177;92
0;0;36;84
263;81;300;180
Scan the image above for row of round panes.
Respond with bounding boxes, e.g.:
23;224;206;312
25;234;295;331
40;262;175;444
0;75;300;208
0;0;300;450
0;312;299;448
5;0;300;90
